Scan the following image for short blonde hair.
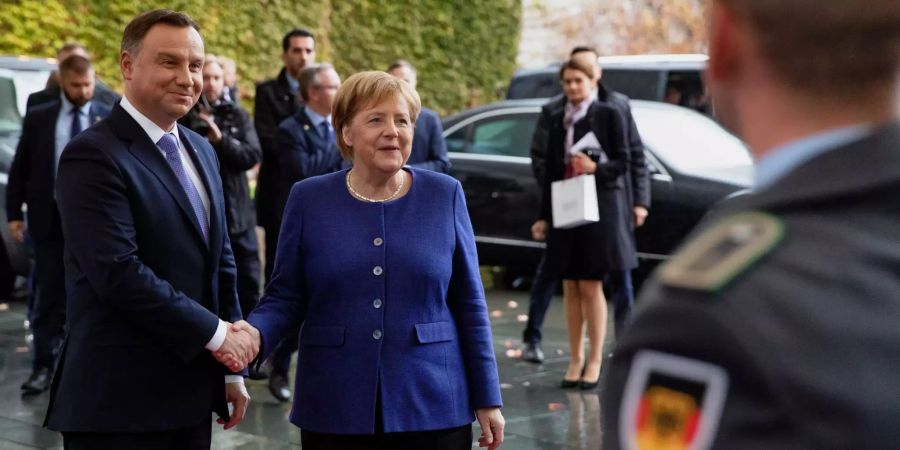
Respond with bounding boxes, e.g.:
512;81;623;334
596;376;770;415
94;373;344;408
718;0;900;99
332;71;421;161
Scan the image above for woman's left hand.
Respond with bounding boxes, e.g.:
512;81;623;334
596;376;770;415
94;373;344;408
572;152;597;174
476;407;505;449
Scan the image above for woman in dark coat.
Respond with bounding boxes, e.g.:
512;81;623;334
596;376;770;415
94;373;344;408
531;59;636;389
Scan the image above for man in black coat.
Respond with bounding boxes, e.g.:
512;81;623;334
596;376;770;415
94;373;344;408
603;1;900;448
26;43;120;110
521;46;650;363
180;55;262;321
7;55;110;396
254;28;316;285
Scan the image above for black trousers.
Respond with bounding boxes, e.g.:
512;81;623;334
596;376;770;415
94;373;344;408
230;227;261;316
32;240;66;371
301;424;472;450
300;386;472;450
63;416;211;450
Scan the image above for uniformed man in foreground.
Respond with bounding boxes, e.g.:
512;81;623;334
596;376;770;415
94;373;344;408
602;1;900;449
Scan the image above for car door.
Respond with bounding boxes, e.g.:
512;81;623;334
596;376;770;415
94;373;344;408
446;108;544;268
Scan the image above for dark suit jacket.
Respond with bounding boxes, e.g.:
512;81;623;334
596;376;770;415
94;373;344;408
531;86;650;208
6;100;110;242
408;107;450;173
254;68;297;228
604;122;900;449
275;109;341;224
540;100;637;271
26;81;120;111
45;104;242;433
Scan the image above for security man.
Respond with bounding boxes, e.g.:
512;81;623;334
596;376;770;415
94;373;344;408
603;0;900;449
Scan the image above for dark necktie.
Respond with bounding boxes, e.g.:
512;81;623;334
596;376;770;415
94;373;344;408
320;121;332;143
70;107;83;141
157;133;209;243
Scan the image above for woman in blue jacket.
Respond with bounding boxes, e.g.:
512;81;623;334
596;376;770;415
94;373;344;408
236;71;504;449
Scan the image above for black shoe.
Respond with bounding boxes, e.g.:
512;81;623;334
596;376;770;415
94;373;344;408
268;373;291;402
560;379;580;389
248;360;270;380
21;367;51;395
522;342;544;364
579;379;600;390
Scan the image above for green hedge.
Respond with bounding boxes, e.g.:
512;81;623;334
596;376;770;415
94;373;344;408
0;0;520;115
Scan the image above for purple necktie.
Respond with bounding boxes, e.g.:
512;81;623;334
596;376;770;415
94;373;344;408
157;133;209;243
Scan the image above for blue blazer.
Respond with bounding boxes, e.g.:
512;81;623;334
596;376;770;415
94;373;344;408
46;104;243;432
248;168;502;434
408;107;451;173
6;99;110;242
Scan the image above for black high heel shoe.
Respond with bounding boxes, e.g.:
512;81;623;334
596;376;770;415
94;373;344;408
579;363;602;390
560;365;586;388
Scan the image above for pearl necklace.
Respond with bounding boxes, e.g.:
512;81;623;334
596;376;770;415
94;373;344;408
346;170;404;202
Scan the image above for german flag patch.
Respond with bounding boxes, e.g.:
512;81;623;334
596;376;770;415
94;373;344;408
619;351;729;450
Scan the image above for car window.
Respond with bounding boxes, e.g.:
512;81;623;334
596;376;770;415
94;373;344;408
0;75;21;134
632;104;752;172
470;115;537;157
507;71;560;99
601;70;665;101
445;126;468;153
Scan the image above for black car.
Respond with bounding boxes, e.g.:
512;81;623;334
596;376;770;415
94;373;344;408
443;98;753;283
0;57;56;298
507;54;709;113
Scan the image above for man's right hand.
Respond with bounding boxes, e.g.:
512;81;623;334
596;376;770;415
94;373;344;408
213;321;261;371
8;220;25;243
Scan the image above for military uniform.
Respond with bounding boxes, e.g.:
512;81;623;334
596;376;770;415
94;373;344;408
603;122;900;449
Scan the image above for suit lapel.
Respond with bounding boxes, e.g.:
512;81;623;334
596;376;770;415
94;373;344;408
46;103;62;183
111;106;208;246
178;127;222;258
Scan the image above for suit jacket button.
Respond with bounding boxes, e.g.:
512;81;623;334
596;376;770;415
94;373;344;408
373;298;383;309
374;237;383;246
373;329;383;340
373;266;383;276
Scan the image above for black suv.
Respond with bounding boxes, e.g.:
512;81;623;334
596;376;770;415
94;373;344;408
507;54;709;113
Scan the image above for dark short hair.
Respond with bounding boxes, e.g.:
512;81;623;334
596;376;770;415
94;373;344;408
282;28;315;53
387;59;416;74
570;46;598;57
57;42;86;58
121;9;199;55
718;0;900;99
298;63;335;102
58;54;93;76
559;58;595;81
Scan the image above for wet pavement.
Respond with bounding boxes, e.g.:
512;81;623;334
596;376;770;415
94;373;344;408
0;286;612;449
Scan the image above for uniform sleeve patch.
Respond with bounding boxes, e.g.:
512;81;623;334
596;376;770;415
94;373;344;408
619;350;729;450
658;212;784;292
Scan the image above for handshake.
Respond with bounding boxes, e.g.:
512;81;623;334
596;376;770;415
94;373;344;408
211;320;261;372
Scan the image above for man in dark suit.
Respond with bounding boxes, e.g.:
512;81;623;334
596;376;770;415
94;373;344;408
46;10;257;449
521;46;650;363
604;1;900;448
387;60;451;173
254;28;316;286
264;62;342;402
6;55;110;396
26;43;120;110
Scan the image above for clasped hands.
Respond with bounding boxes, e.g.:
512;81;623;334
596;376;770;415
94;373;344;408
212;320;261;372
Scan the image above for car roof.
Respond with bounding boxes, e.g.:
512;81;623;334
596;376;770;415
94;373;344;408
0;55;56;72
513;53;708;77
443;98;693;127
